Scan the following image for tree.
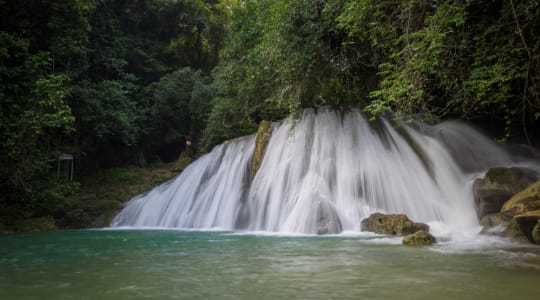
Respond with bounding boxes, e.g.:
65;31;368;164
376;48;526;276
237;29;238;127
141;67;216;160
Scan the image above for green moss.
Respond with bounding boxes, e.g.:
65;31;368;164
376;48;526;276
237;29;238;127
251;120;272;180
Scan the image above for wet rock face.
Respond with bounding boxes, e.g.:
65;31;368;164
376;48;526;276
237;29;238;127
360;213;429;236
315;201;342;235
480;213;510;228
473;167;538;219
514;211;540;244
533;220;540;244
480;180;540;244
402;230;437;246
501;181;540;217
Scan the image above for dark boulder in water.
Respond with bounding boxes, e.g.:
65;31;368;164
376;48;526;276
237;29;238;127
360;213;429;236
473;167;538;219
514;211;540;244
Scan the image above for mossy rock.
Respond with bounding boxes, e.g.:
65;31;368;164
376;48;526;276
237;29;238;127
501;181;540;217
514;210;540;244
360;213;429;236
473;167;538;219
402;230;436;246
250;120;272;180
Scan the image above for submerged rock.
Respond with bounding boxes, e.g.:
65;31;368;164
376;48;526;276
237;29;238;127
514;211;540;244
473;167;538;219
360;213;429;236
402;230;436;246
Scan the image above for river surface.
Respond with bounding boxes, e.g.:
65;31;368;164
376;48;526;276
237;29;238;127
1;230;539;299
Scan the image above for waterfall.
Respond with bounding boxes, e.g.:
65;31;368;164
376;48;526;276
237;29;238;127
111;108;532;234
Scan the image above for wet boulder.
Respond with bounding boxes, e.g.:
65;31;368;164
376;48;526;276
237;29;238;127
360;213;429;236
473;167;538;219
499;181;540;244
501;181;540;217
533;219;540;244
514;211;540;244
402;230;437;246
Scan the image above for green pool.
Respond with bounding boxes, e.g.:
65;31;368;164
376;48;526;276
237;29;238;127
1;230;539;299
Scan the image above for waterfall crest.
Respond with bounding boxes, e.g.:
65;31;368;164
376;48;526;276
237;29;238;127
112;108;532;234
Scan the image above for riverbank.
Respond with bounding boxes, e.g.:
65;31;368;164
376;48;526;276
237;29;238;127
0;153;193;234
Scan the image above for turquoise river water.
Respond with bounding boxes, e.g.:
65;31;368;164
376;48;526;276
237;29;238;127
1;230;539;300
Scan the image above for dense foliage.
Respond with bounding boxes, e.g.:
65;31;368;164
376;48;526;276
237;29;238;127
210;0;539;140
0;0;226;230
1;0;539;231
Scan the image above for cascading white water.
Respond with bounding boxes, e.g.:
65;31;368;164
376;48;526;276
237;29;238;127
111;108;535;235
112;136;255;229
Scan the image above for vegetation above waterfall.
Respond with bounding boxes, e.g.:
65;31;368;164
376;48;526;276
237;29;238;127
1;0;540;232
206;0;540;147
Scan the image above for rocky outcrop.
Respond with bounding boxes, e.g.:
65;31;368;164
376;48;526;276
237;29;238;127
250;120;272;180
501;181;540;217
473;167;538;219
480;180;540;244
514;211;540;244
360;213;429;236
402;230;437;246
